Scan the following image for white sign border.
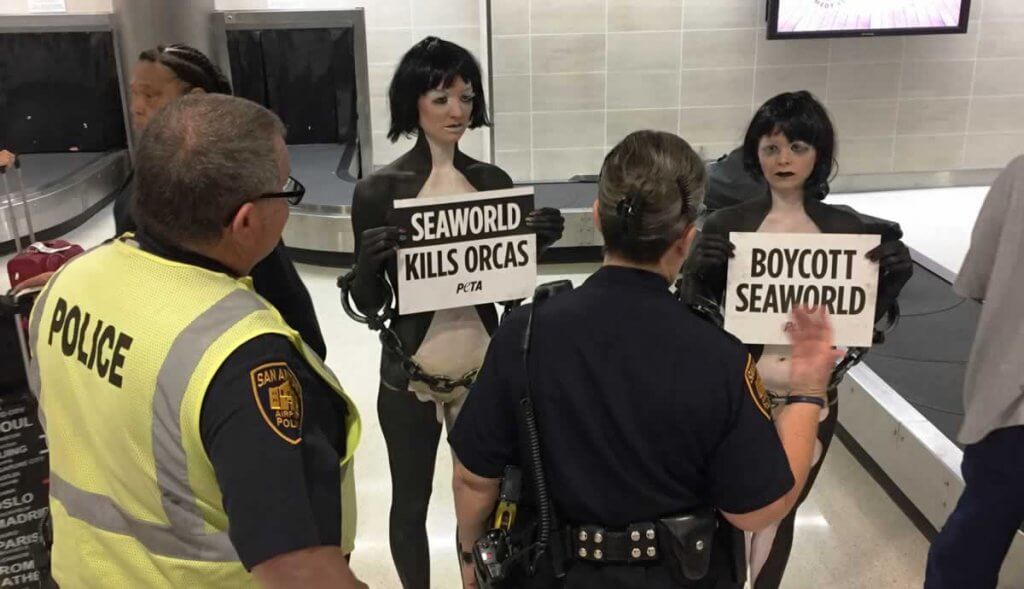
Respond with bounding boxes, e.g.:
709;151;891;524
723;231;881;347
394;187;537;316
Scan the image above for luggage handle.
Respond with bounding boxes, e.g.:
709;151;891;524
29;242;75;255
1;156;36;253
3;286;42;376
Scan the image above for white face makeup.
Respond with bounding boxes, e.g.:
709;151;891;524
758;132;818;194
417;76;475;146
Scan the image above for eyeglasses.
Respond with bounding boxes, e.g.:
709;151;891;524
259;176;306;206
223;176;305;226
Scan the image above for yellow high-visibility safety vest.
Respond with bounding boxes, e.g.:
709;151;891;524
28;237;360;588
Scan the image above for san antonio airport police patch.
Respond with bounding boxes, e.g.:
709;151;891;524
744;355;773;421
250;362;304;444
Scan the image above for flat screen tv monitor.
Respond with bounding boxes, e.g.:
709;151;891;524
767;0;971;39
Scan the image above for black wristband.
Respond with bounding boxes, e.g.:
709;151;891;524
461;550;474;565
784;395;826;408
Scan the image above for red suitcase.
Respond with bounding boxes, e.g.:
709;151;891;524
4;157;84;288
7;240;85;289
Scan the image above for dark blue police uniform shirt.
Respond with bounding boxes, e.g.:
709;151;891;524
136;232;349;570
450;266;794;527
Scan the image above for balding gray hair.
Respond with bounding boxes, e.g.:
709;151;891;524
132;94;286;244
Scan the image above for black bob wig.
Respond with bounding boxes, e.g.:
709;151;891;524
138;44;232;95
742;91;836;200
387;36;491;142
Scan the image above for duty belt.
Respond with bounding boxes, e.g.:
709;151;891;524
570;522;660;564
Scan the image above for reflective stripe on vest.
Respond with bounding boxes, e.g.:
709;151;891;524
32;287;263;562
151;288;264;561
49;472;235;561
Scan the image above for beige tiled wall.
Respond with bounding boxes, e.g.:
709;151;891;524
0;0;111;11
491;0;1024;182
360;0;488;165
216;0;487;166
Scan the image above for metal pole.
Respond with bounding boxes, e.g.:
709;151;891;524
13;161;35;244
15;312;32;381
1;172;25;253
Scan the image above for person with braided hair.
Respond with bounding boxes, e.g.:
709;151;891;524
118;44;233;234
115;43;327;359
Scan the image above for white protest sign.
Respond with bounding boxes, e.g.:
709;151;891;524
391;187;537;315
723;232;881;347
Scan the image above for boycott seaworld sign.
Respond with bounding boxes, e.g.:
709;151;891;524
724;232;881;347
391;187;537;315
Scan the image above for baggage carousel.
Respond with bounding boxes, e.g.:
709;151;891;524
0;150;130;254
863;260;978;443
838;251;1024;579
283;144;603;265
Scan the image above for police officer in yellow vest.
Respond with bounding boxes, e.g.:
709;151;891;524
28;94;365;588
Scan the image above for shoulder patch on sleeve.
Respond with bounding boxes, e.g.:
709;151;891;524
250;362;304;444
744;355;773;421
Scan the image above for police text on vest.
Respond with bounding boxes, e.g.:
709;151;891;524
48;297;134;388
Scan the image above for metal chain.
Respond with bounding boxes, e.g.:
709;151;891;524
829;347;867;391
674;277;726;327
338;270;479;394
377;327;478;394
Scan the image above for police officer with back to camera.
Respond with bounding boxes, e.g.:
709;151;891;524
28;95;365;588
448;130;841;589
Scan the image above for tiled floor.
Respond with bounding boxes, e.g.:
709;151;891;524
2;185;994;588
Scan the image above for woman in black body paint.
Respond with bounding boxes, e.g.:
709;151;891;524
683;91;913;589
343;37;564;589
